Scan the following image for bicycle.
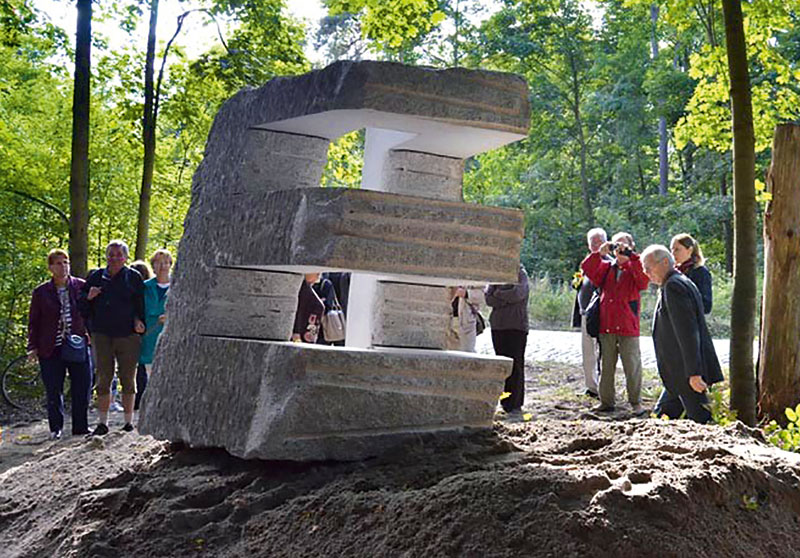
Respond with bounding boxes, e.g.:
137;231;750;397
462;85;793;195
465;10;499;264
2;354;44;410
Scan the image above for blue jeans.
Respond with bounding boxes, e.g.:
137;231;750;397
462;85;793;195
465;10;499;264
39;348;92;434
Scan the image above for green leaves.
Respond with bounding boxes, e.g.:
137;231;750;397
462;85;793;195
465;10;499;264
326;0;445;50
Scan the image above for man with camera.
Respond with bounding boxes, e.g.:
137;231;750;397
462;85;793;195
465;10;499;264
640;245;723;423
581;232;649;415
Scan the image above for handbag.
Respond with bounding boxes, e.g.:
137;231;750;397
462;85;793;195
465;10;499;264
61;334;87;363
469;303;486;335
585;292;602;338
321;293;346;342
585;266;611;339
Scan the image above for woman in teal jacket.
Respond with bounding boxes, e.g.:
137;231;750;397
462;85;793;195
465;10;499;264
136;249;172;410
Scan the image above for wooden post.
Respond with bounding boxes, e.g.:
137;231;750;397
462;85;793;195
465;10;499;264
759;124;800;422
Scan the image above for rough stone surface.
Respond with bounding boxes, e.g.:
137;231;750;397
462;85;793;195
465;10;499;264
382;150;464;201
142;337;511;461
234;130;329;194
215;187;524;284
373;282;451;349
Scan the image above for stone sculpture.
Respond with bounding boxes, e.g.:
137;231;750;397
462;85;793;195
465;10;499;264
139;61;530;461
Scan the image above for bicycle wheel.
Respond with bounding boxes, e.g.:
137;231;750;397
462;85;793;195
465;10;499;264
2;355;43;410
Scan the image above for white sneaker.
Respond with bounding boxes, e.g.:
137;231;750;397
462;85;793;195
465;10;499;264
110;401;124;412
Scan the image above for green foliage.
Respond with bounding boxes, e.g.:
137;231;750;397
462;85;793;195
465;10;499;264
765;404;800;452
326;0;445;51
709;382;737;426
321;130;364;189
527;275;575;329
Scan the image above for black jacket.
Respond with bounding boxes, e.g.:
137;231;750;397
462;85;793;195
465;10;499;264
685;264;713;314
79;266;145;337
652;270;723;392
485;264;530;332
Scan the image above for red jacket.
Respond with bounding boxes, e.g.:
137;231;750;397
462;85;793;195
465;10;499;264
581;251;649;337
28;276;88;358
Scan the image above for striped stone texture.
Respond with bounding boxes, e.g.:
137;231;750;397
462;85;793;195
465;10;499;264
141;337;511;461
215;188;524;285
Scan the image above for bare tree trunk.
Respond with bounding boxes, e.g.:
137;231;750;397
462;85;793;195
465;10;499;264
69;0;91;278
650;4;668;195
758;124;800;423
722;0;757;426
135;0;159;261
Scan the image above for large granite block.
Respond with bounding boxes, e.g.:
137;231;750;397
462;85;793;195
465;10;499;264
214;187;524;285
139;337;512;461
141;61;531;462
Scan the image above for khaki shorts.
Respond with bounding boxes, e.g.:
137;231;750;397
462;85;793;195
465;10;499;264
92;333;141;395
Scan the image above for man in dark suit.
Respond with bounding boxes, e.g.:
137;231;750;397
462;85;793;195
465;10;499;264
641;245;724;423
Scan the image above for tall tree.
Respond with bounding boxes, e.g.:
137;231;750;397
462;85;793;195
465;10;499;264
758;124;800;423
722;0;757;426
69;0;92;277
135;0;159;260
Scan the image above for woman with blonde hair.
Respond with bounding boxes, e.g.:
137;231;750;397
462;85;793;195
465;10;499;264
137;249;173;410
670;233;712;314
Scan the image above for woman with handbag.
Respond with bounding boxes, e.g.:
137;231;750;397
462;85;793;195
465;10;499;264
27;249;92;439
450;286;484;352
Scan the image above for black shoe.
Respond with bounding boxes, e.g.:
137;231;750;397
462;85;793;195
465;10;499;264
50;430;62;441
122;423;134;432
593;404;615;413
72;429;90;436
584;389;599;399
88;424;109;437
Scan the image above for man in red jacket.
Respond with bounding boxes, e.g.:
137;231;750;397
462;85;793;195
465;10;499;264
581;232;649;415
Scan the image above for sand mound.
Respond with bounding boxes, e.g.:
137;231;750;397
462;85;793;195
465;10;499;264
2;417;799;558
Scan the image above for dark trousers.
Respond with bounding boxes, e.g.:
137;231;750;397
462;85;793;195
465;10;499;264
134;363;148;410
39;349;92;434
654;386;712;424
491;329;528;412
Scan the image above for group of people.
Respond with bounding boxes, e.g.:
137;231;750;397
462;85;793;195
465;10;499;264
27;228;721;441
573;228;722;423
27;241;172;439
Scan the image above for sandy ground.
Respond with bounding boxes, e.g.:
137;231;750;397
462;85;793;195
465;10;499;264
2;357;800;557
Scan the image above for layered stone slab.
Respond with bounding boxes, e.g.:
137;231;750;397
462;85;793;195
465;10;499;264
373;282;452;349
215;187;524;285
141;337;511;461
226;60;529;159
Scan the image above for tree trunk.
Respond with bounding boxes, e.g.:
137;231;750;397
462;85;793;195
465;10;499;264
720;173;734;274
758;124;800;423
135;0;159;261
567;53;592;221
722;0;757;426
650;4;668;195
68;0;91;278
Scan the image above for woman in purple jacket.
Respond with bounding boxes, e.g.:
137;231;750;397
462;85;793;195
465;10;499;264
27;249;92;439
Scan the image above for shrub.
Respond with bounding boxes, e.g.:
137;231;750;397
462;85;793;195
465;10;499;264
765;405;800;452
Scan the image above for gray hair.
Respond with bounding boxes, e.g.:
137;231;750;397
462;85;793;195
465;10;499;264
641;244;674;267
105;239;130;259
586;227;607;242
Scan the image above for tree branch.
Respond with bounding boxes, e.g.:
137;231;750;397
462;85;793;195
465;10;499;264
6;189;69;228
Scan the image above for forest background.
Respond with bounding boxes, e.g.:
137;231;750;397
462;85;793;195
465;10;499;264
2;0;799;358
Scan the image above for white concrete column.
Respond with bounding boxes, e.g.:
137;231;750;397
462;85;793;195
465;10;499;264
346;128;415;349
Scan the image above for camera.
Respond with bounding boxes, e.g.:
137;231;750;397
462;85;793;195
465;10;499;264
609;243;633;257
